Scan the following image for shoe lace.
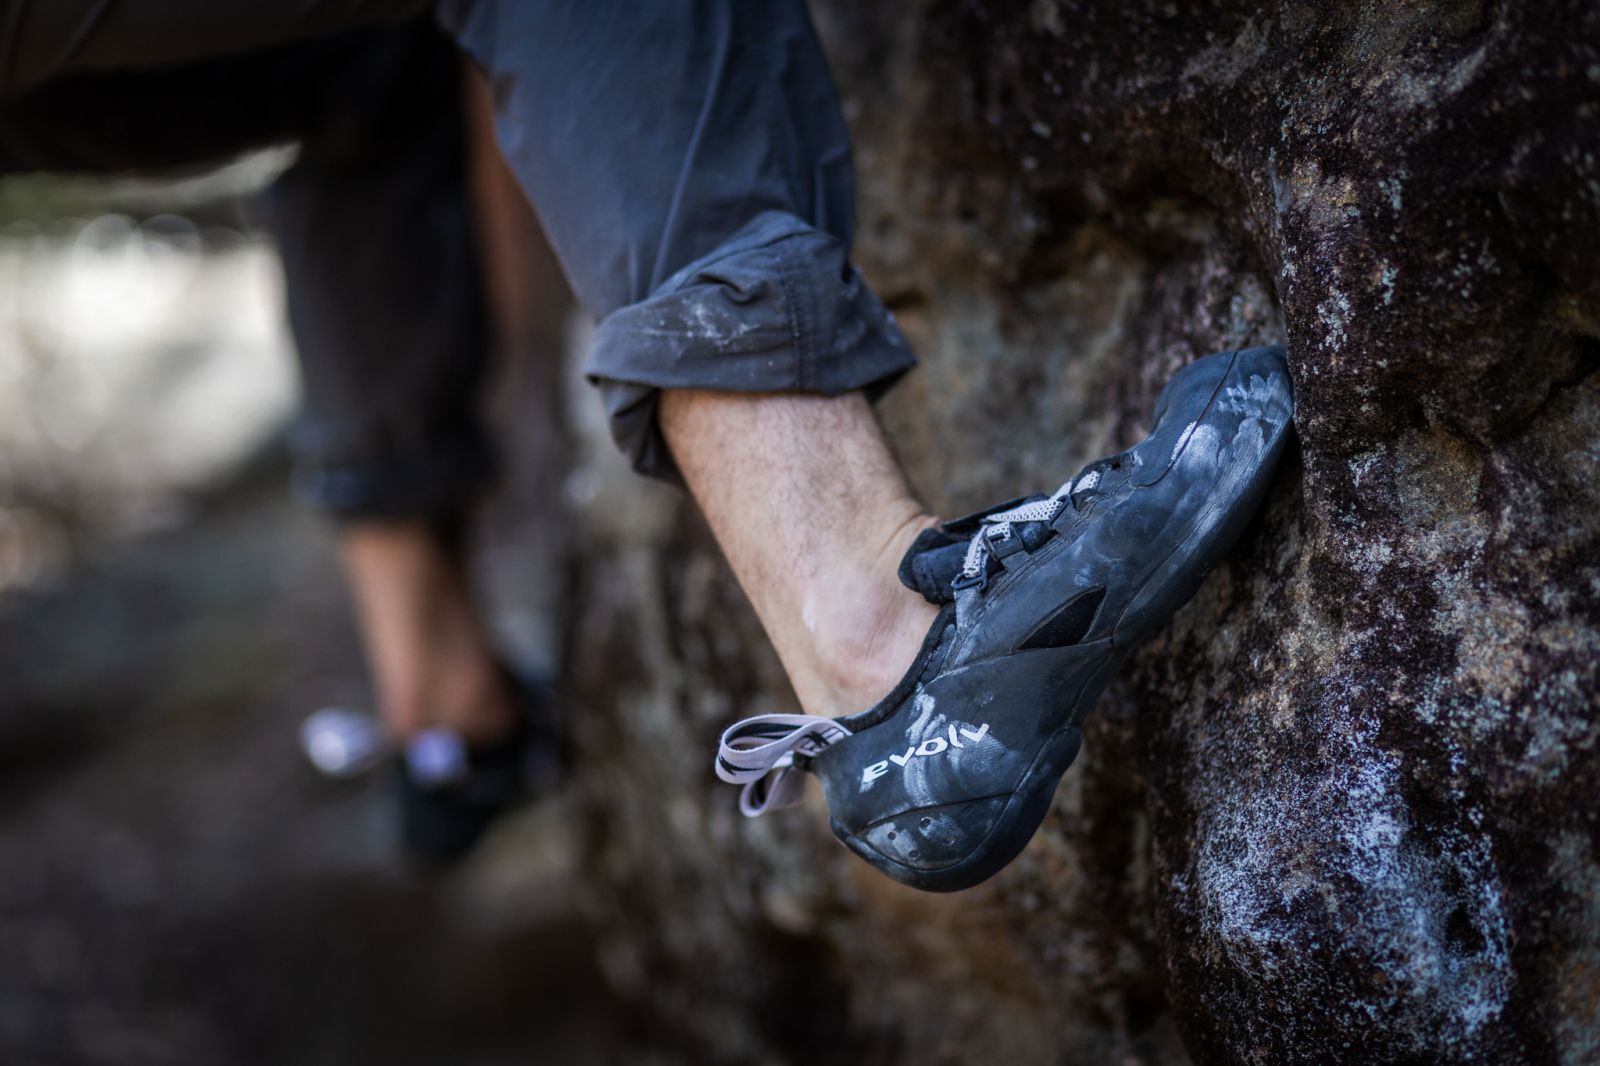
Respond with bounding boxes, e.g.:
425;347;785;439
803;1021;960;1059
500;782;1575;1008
958;464;1108;584
715;713;852;816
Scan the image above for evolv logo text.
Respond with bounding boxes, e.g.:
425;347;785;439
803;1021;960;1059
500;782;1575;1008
861;722;991;784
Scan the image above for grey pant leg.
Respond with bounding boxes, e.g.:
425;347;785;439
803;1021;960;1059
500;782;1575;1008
440;0;916;478
268;25;496;521
0;17;496;521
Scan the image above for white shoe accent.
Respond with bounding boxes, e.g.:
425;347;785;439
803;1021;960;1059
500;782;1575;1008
404;729;470;789
299;707;389;779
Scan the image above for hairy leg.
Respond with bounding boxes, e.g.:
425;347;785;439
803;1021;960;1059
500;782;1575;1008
659;389;939;716
338;523;514;744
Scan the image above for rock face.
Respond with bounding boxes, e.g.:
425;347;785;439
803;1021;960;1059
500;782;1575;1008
562;2;1600;1062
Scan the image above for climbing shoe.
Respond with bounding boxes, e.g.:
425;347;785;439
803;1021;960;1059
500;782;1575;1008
302;672;565;866
716;345;1294;891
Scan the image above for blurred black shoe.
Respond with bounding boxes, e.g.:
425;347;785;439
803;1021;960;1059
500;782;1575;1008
396;674;565;866
301;672;566;866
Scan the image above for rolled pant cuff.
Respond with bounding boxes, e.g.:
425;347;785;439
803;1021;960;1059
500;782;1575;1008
584;211;917;480
293;433;497;523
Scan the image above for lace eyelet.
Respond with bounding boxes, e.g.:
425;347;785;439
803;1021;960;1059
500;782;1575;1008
951;569;988;592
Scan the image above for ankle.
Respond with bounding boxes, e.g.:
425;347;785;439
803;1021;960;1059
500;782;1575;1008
794;509;939;715
338;521;516;746
659;389;941;718
383;652;516;745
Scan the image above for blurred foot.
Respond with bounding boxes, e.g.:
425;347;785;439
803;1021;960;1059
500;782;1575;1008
337;521;517;745
304;519;565;863
394;671;565;866
301;672;565;866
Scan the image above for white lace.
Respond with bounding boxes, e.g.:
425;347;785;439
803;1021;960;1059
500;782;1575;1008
715;713;852;816
958;472;1093;581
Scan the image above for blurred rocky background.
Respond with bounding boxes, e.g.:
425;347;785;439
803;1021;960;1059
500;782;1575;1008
2;1;1597;1064
0;142;663;1062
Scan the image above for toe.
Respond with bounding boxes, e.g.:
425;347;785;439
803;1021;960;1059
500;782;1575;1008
841;795;1010;880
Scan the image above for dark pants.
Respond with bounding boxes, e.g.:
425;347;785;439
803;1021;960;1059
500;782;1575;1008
0;0;914;514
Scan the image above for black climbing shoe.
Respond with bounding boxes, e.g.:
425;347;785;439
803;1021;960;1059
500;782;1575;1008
302;673;565;867
716;345;1294;891
396;674;565;866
